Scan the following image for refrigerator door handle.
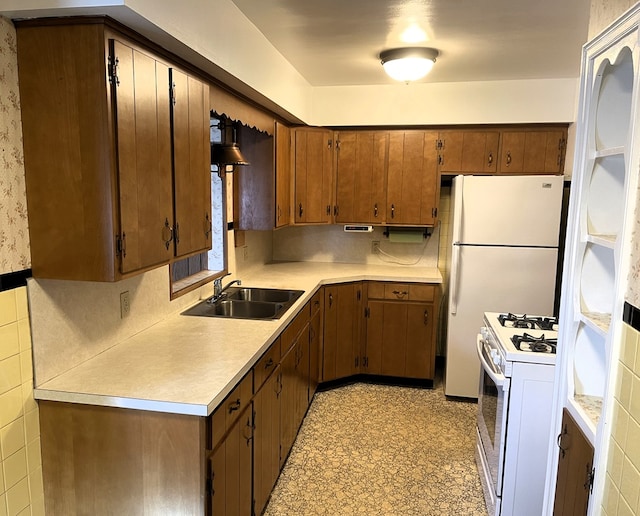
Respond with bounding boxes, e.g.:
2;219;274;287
450;242;461;315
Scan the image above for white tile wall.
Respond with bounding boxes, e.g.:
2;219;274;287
0;287;44;516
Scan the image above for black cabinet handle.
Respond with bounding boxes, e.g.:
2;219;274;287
162;218;174;250
557;424;569;458
487;152;493;166
264;358;274;369
329;293;333;307
506;151;512;166
374;203;378;218
299;203;303;218
228;399;241;413
391;204;395;219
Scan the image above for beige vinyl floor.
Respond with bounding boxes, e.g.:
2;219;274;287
264;371;489;516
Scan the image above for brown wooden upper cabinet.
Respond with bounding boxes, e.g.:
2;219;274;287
386;130;440;226
16;20;212;281
437;130;500;174
275;122;292;228
293;127;334;224
499;129;567;174
335;131;389;224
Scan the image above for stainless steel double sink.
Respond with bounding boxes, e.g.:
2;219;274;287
182;287;304;320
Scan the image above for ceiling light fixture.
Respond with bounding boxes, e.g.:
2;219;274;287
380;47;439;83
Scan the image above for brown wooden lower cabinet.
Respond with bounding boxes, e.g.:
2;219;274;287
366;300;435;378
322;282;363;381
553;408;594;515
38;282;439;515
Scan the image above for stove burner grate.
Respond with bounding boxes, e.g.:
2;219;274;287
498;313;559;331
511;333;558;354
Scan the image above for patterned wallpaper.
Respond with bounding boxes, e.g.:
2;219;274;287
0;16;30;274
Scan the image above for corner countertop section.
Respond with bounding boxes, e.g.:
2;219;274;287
34;262;442;417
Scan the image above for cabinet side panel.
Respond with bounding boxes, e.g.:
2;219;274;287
40;402;205;515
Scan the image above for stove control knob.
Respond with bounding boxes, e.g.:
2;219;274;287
490;349;501;366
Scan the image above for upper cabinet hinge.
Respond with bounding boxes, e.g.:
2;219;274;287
170;81;177;106
108;55;120;86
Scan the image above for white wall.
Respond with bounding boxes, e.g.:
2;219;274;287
312;78;579;126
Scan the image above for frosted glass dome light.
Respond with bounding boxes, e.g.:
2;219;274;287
380;47;439;82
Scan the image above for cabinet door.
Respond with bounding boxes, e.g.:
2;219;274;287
210;405;253;516
438;130;499;174
323;283;363;381
387;130;439;225
309;301;323;400
295;323;311;426
499;130;566;174
112;40;174;274
366;299;435;379
335;131;388;224
170;68;212;257
405;303;435;379
275;122;292;228
253;366;281;516
279;343;297;468
293;127;333;224
553;409;594;516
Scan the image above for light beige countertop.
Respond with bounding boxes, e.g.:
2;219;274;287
34;262;442;416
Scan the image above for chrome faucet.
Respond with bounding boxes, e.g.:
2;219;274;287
210;274;242;303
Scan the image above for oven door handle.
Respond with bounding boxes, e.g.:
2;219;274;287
476;334;507;387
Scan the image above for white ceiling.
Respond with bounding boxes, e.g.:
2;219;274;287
231;0;591;86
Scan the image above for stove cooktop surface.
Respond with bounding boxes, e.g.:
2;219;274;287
484;312;559;365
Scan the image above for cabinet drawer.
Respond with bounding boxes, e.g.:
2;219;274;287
310;289;323;315
369;282;436;301
254;338;281;393
281;302;311;355
211;372;253;447
408;284;436;302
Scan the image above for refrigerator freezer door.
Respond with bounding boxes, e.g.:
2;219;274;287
454;175;563;247
445;245;558;398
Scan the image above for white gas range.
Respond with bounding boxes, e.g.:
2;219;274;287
475;312;558;516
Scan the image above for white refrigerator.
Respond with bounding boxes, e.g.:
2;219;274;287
445;175;564;398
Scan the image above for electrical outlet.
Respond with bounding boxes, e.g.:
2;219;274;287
243;245;249;261
372;241;380;254
120;291;131;318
